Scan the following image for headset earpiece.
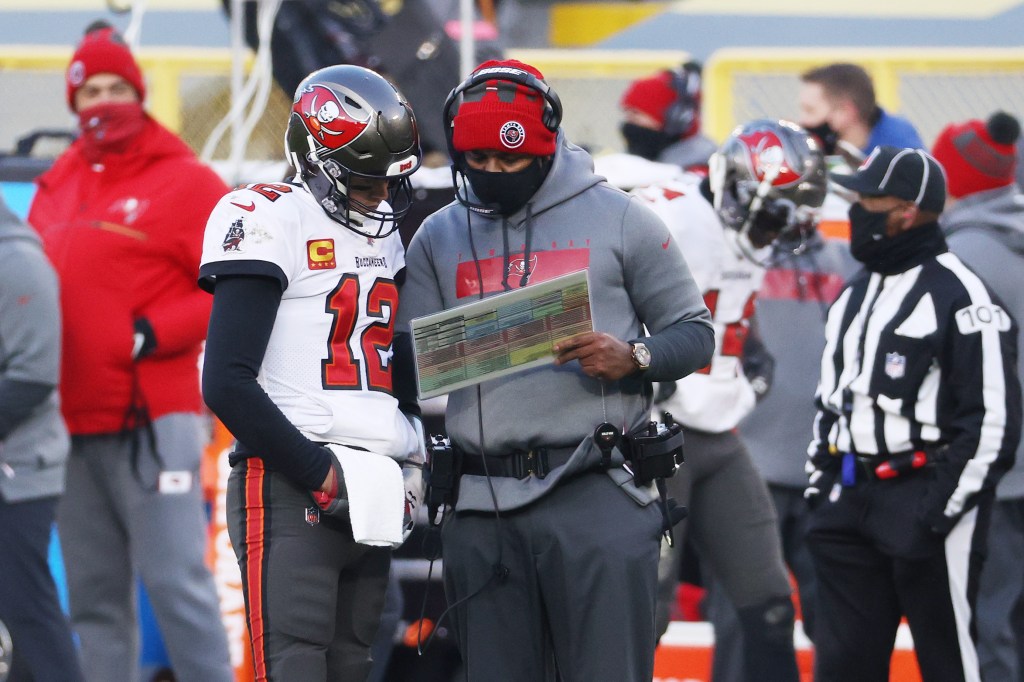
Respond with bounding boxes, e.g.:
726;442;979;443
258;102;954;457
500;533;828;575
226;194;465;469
660;61;702;139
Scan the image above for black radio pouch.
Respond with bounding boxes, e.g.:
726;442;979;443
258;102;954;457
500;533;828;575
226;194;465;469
622;416;685;486
425;434;458;526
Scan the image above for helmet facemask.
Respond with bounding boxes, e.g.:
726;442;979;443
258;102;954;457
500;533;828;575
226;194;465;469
297;139;416;239
710;119;827;266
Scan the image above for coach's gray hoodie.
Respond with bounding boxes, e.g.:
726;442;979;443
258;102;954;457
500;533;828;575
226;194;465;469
942;184;1024;500
0;195;69;503
398;134;713;511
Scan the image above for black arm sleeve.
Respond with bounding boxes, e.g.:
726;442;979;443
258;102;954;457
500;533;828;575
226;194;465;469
391;330;421;419
0;379;54;440
202;275;332;491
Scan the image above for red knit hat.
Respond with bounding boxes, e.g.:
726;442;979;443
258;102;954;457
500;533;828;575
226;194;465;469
451;59;557;156
66;23;146;110
621;72;678;128
932;112;1020;199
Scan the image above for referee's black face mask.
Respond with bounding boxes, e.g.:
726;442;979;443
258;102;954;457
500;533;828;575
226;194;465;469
848;202;891;263
849;201;926;272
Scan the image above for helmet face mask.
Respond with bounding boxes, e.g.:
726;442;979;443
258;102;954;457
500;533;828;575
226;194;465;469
286;65;422;239
709;119;826;264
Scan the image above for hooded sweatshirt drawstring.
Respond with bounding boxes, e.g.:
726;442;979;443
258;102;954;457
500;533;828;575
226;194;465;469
520;204;535;287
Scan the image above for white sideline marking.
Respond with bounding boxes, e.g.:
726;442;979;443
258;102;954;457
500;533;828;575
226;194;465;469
660;620;915;651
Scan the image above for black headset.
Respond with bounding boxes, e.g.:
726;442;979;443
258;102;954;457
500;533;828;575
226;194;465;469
442;64;563;162
660;61;703;138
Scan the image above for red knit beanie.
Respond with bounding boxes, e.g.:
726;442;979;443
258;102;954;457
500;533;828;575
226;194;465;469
451;59;557;156
932;111;1020;199
66;23;146;111
621;71;678;128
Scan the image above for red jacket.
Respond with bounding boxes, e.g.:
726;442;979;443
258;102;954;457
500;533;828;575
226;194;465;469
29;117;227;435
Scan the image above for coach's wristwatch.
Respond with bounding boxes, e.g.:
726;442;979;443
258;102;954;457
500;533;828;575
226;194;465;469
630;341;652;371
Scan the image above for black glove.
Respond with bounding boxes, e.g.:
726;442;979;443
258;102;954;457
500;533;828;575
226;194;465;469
742;333;775;403
804;455;839;510
132;318;157;360
311;449;347;517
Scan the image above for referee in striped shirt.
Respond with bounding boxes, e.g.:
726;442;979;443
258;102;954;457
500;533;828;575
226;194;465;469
803;146;1022;682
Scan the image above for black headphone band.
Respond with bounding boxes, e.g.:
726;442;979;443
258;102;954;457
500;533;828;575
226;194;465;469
442;66;563;161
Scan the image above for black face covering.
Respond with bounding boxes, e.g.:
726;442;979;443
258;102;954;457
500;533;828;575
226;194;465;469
849;202;945;273
464;157;550;216
848;202;891;264
620;122;676;160
805;121;838;156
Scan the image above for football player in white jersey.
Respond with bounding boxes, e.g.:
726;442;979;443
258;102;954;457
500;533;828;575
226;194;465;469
199;65;424;680
633;120;827;682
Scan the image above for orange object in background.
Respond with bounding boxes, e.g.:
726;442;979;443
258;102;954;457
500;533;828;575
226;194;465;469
202;417;255;682
653;621;922;682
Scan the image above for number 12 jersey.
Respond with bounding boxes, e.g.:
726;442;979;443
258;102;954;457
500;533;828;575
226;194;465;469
200;181;417;460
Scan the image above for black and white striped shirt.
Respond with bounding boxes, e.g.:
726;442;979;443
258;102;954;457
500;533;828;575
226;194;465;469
809;243;1021;524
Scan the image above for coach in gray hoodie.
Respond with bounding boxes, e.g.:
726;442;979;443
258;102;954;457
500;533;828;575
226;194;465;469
398;59;713;682
0;193;83;680
935;111;1024;682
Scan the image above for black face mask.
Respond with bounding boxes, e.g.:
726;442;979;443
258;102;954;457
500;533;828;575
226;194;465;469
848;202;892;264
464;157;550;216
620;122;676;160
805;121;838;156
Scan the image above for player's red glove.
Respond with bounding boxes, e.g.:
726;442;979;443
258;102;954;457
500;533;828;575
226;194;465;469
312;451;347;517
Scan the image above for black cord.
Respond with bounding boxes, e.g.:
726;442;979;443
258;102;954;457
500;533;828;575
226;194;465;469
416;222;509;659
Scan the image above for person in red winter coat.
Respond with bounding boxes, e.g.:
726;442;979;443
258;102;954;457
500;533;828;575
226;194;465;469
27;21;233;682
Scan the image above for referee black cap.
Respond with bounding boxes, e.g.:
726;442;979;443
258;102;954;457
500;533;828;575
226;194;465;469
832;146;947;213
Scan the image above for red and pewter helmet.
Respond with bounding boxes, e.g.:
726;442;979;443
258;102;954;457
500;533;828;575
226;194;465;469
709;119;827;262
285;64;422;238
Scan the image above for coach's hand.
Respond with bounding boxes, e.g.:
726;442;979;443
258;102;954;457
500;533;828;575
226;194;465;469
312;450;347;517
554;332;636;381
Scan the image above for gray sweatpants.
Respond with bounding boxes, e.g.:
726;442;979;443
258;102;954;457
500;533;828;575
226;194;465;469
442;470;664;682
58;413;233;682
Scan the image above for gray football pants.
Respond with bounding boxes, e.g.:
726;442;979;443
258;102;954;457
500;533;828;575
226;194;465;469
226;457;391;681
655;428;797;682
58;413;233;682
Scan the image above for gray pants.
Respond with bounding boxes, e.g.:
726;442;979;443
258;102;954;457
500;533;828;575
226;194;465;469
58;413;233;682
442;470;664;682
705;484;819;682
656;429;797;682
657;429;793;627
977;498;1024;682
226;458;391;680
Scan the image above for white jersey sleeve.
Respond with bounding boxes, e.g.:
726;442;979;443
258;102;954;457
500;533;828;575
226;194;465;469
200;181;306;289
633;179;765;433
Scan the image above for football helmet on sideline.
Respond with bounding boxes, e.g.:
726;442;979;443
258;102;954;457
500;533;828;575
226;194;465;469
709;119;826;263
286;64;422;238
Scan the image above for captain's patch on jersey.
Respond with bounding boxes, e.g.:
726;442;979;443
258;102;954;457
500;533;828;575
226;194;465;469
956;303;1011;334
221;218;245;252
307;239;336;270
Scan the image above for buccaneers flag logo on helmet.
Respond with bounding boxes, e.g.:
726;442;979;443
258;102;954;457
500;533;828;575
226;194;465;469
293;84;371;150
738;130;801;187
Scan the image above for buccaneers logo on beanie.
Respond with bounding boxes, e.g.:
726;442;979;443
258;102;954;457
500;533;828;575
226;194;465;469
66;21;146;110
452;59;557;157
932;111;1020;199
